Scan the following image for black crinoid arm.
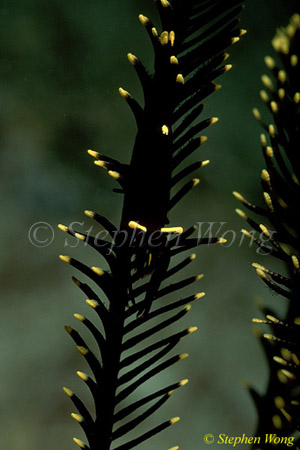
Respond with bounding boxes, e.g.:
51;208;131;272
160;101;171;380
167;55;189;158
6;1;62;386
58;1;245;449
234;13;300;448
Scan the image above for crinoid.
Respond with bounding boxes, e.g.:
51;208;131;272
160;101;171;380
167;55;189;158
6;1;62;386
59;1;245;449
234;13;300;448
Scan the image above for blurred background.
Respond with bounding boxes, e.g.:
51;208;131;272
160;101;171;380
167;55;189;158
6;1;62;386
0;0;299;448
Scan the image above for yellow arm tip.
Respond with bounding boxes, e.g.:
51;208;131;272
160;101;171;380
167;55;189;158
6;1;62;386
59;255;71;264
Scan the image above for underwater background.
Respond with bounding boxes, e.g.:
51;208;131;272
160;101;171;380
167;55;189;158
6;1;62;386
0;0;299;448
